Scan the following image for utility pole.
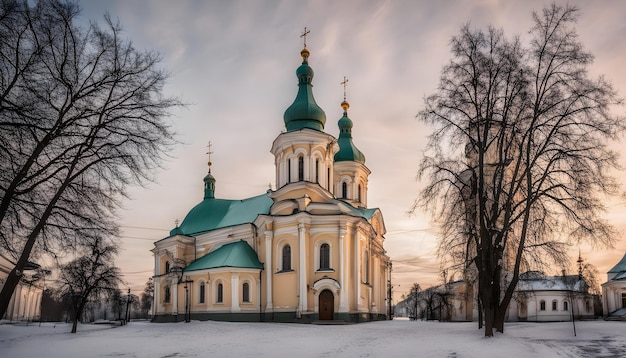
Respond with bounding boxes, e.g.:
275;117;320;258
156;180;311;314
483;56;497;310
125;288;131;325
387;261;393;320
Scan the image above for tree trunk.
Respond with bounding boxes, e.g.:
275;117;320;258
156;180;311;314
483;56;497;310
477;294;483;329
0;230;41;317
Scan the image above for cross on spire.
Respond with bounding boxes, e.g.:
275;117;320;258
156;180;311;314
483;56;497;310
300;27;310;48
341;76;349;101
206;141;213;172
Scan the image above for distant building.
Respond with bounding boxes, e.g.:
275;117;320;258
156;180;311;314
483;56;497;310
601;253;626;319
394;280;472;322
0;254;44;322
151;42;390;323
405;272;594;323
508;272;595;322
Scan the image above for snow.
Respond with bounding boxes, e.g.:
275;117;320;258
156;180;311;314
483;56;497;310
1;319;625;357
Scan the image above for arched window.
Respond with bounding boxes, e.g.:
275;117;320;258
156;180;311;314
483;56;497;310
540;300;546;311
563;301;568;311
282;245;292;271
358;184;362;203
242;282;250;302
327;168;330;190
552;300;558;311
585;300;591;312
288;159;292;183
315;159;320;183
217;283;223;303
164;287;171;303
165;261;170;273
319;243;330;270
298;156;304;181
199;282;205;304
342;182;348;199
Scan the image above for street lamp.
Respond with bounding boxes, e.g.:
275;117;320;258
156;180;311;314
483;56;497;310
169;265;192;323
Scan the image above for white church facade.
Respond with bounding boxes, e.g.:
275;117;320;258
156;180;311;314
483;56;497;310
151;42;390;323
0;253;44;322
602;253;626;319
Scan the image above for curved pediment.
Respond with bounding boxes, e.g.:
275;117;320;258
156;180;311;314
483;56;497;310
270;199;299;216
270;181;335;203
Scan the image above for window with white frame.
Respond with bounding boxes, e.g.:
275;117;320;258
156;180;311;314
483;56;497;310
281;244;292;271
319;243;330;270
216;282;223;303
315;159;320;183
242;282;250;302
298;156;304;181
199;281;205;304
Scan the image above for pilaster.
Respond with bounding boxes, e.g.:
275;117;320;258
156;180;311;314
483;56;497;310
265;230;273;311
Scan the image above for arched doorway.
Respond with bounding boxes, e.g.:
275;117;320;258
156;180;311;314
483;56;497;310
319;289;334;320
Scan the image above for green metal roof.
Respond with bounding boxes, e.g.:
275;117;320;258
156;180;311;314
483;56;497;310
334;110;365;164
608;253;626;273
283;48;326;132
170;193;273;236
184;240;263;271
337;200;377;220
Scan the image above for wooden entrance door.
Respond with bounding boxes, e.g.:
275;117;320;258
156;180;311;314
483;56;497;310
319;290;334;320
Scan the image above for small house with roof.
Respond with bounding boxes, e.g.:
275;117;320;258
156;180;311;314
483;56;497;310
151;39;389;323
602;253;626;319
508;271;595;322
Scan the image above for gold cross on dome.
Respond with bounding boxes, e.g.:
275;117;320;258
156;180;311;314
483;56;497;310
206;141;213;170
341;76;349;101
300;27;310;48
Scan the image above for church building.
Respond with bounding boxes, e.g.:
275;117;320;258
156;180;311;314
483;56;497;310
151;39;390;323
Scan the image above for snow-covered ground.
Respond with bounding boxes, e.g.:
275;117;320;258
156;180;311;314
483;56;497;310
1;319;624;357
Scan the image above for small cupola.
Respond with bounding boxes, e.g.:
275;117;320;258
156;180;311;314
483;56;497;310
334;80;365;164
283;29;326;132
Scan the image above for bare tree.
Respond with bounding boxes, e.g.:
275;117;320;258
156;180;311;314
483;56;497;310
415;4;623;336
0;0;179;317
140;277;154;319
405;282;421;320
57;237;121;333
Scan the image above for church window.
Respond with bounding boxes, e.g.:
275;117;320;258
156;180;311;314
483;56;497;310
282;245;292;271
217;283;223;303
164;287;171;303
315;159;319;183
358;184;362;203
327;168;330;190
585;300;591;312
342;182;347;199
242;282;250;302
199;282;205;304
563;301;568;311
319;243;330;270
288;159;292;183
552;300;557;311
298;156;304;181
540;300;546;311
165;261;170;273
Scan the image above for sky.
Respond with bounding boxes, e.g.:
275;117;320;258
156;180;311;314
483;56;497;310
73;0;626;300
2;320;626;357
